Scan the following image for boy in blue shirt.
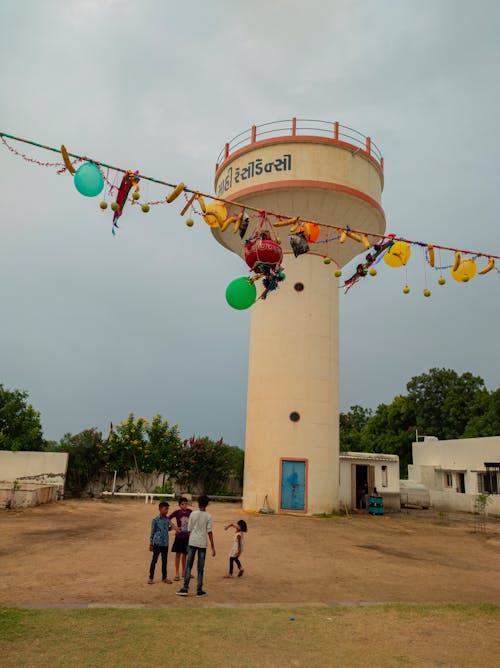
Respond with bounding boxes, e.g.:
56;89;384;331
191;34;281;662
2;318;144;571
148;501;177;584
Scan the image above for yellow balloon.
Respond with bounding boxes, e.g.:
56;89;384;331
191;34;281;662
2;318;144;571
203;202;227;227
383;241;411;267
451;258;477;283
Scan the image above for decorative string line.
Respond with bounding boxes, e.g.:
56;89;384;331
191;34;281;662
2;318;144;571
130;198;168;207
426;248;481;271
313;234;342;244
1;130;499;263
102;169;118;194
0;135;65;169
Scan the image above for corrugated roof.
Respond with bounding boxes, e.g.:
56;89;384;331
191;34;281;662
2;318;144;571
340;451;399;462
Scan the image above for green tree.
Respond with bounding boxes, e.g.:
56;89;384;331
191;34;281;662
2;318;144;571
464;388;500;437
339;405;373;452
60;428;105;496
42;440;60;452
176;436;242;495
338;368;496;478
100;414;182;490
361;396;416;476
147;414;183;479
406;368;486;440
228;445;245;488
0;384;44;451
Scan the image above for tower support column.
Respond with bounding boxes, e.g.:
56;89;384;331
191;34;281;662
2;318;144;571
243;254;339;514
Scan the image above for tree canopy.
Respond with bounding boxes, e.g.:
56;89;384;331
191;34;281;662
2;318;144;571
99;413;183;489
176;436;244;495
0;379;243;496
60;428;105;495
59;417;244;496
3;366;495;490
406;368;486;440
340;367;493;476
0;384;44;451
463;388;500;438
339;405;372;452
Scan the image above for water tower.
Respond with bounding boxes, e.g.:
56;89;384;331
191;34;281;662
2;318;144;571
212;119;385;514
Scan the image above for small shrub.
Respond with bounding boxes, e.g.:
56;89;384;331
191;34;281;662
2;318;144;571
152;481;174;495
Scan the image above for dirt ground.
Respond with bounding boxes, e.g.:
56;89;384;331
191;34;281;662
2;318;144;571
1;498;500;607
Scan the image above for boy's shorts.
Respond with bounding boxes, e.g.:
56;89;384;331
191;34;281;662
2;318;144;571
171;536;189;554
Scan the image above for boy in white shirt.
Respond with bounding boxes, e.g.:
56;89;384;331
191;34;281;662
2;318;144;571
176;495;216;597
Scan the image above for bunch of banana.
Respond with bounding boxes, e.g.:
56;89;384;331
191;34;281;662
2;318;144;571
427;244;435;267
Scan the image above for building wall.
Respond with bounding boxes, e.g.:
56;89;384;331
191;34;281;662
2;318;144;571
0;451;68;508
412;436;500;469
409;437;500;514
400;480;431;508
216;140;383;203
85;472;242;497
0;482;60;509
339;454;400;511
0;450;68;488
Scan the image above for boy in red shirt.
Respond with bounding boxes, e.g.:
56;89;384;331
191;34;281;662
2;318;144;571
169;497;192;581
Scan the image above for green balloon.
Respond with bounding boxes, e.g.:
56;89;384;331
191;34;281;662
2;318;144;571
74;162;104;197
225;277;257;310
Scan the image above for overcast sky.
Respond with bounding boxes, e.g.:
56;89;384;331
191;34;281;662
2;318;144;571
1;0;500;446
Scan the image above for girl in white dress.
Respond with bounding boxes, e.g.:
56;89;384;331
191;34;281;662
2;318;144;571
223;520;247;578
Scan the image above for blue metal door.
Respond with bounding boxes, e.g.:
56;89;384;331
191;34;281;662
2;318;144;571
281;460;305;510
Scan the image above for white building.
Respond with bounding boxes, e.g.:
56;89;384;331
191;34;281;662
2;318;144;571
339;452;400;512
408;436;500;514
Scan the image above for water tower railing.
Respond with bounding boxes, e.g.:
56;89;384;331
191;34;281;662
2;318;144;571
216;118;383;170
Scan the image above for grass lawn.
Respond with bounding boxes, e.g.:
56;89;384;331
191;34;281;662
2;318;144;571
2;604;500;667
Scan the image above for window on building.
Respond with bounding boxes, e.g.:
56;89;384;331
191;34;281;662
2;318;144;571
381;465;388;488
456;472;465;494
444;472;453;488
478;468;500;495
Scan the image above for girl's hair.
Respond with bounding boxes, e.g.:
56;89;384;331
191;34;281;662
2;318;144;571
237;519;248;532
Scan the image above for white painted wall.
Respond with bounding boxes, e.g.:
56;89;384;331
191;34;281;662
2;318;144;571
409;437;500;514
412;436;500;469
0;483;60;509
339;452;400;511
0;450;68;488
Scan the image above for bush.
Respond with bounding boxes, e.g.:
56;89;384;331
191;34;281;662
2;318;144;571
60;428;105;497
152;481;174;495
176;436;244;495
